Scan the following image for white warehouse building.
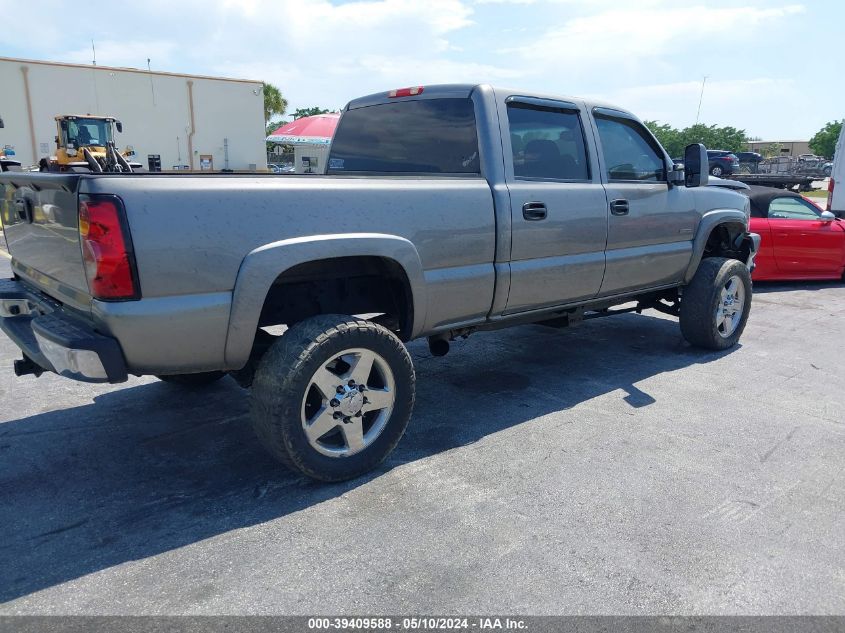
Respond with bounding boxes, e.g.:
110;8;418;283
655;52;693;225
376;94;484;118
0;56;267;171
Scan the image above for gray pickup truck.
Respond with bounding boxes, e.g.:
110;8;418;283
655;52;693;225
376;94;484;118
0;84;759;481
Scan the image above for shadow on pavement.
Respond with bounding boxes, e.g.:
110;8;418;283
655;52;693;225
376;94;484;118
752;279;845;294
0;312;735;603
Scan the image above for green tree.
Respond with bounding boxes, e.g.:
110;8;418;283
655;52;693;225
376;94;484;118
644;121;747;157
644;120;683;157
266;120;286;136
262;82;288;123
265;119;288;153
761;143;783;159
679;123;747;154
808;120;842;159
292;106;331;120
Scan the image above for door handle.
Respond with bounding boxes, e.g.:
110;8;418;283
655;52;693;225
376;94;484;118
610;199;629;216
522;201;547;221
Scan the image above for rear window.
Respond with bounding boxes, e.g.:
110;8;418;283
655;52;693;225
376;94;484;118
327;98;480;175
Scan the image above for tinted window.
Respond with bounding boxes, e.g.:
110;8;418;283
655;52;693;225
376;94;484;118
768;197;821;220
507;103;589;180
595;116;665;182
327;98;479;175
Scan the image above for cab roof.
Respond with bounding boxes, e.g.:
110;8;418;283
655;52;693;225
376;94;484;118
344;83;634;118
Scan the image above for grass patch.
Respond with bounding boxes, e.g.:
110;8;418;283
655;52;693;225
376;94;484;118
803;189;828;198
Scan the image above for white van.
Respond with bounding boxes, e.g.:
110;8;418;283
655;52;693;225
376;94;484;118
829;124;845;217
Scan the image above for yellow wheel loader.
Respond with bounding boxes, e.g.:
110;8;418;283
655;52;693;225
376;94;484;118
40;115;142;173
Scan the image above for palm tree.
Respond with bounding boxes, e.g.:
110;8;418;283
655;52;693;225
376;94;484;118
262;82;288;123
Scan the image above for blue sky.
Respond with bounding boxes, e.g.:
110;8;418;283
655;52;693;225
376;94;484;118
5;0;842;139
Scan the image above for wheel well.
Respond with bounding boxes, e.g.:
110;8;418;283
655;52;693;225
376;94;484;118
702;222;750;262
257;256;414;341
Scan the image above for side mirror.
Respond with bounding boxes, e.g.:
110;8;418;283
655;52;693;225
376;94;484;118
684;143;709;187
115;120;123;133
819;210;835;222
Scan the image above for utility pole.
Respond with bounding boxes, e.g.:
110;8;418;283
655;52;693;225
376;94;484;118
695;75;708;125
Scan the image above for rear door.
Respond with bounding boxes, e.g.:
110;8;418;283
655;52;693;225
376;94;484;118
591;109;697;296
502;97;608;314
767;196;845;273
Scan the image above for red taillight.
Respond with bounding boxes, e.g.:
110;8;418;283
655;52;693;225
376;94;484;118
79;197;139;300
828;178;834;211
388;86;424;98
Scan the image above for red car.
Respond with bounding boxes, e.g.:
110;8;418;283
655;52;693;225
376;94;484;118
744;186;845;281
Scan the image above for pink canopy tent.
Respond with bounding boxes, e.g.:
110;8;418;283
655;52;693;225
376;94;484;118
266;113;340;145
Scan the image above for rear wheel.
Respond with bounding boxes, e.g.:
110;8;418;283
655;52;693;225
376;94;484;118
680;257;752;350
250;315;415;482
156;371;226;387
710;165;723;176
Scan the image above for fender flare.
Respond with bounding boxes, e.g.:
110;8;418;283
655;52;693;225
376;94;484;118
683;209;750;283
224;233;427;368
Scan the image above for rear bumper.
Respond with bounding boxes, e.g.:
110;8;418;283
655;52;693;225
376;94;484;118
0;278;127;383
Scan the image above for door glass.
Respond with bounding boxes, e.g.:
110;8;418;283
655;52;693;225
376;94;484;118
768;197;821;220
594;115;665;182
507;103;589;181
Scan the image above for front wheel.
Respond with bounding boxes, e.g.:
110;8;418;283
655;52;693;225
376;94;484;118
680;257;752;350
250;315;415;482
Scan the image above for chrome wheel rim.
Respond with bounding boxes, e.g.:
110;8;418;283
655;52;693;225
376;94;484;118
300;348;395;457
715;275;745;338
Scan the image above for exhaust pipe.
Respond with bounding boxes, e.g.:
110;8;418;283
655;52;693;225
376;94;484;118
428;336;450;357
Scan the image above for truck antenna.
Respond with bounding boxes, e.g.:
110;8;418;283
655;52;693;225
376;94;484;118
695;75;707;125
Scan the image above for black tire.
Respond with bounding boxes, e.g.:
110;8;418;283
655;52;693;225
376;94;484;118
156;371;226;387
710;165;723;177
250;315;415;482
680;257;752;350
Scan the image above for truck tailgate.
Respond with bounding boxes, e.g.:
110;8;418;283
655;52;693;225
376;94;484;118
1;173;90;309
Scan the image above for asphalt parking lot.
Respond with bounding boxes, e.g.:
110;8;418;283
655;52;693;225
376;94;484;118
0;253;843;615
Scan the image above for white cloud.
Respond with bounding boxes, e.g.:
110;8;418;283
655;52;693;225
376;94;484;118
3;0;833;138
503;4;805;68
8;0;489;114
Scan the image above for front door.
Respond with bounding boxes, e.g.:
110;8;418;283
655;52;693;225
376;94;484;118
767;196;845;273
592;111;697;296
503;98;608;314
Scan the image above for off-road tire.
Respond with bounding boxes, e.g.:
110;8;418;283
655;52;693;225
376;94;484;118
156;371;226;387
680;257;752;350
250;315;415;482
